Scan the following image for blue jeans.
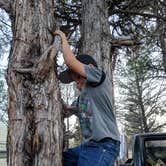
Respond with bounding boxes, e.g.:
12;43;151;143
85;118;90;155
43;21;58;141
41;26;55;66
63;139;120;166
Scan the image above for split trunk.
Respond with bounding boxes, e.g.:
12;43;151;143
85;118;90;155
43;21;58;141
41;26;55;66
4;1;63;165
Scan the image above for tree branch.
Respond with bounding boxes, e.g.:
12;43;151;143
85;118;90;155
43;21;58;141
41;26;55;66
111;9;166;22
0;0;11;13
112;38;142;47
152;123;166;132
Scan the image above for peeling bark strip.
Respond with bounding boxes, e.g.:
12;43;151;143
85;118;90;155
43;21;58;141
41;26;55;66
4;0;63;165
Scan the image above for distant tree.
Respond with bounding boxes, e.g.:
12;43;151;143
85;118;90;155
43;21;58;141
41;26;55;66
0;68;7;125
0;9;11;126
116;48;166;136
0;9;11;57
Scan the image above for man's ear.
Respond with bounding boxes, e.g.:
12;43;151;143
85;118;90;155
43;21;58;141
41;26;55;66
89;64;94;68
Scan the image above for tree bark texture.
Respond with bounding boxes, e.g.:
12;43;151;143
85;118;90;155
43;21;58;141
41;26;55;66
5;0;63;165
81;0;115;107
158;20;166;72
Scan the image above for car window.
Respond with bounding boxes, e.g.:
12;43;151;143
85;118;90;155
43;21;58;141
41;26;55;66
145;139;166;165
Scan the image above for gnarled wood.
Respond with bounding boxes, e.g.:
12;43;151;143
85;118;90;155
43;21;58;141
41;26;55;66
6;0;63;165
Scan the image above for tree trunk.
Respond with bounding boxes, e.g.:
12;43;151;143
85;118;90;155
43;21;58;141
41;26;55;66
5;0;63;165
81;0;115;107
158;20;166;72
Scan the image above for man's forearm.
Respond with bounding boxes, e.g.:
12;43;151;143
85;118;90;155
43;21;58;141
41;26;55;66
61;39;77;69
54;30;86;76
54;30;77;68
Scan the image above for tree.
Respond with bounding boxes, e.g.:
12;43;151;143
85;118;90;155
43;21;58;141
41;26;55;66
0;8;11;57
0;1;63;165
1;0;166;165
0;68;7;125
156;8;166;72
81;0;115;108
0;8;11;125
81;0;113;73
54;1;166;141
116;49;166;136
54;0;166;76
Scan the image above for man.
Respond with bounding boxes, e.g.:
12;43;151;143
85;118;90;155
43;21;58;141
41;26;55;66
54;30;120;166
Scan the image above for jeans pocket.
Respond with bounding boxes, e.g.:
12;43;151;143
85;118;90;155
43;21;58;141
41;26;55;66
102;141;120;156
84;141;119;166
98;149;116;166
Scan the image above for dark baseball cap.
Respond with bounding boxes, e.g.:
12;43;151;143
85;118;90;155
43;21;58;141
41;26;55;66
59;54;98;84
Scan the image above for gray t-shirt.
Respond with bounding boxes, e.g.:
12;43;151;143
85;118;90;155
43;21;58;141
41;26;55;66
73;65;120;142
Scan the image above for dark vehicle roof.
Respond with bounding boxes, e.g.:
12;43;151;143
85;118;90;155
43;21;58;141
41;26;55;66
135;132;166;138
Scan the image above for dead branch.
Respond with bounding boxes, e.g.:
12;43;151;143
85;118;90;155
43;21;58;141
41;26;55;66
111;9;166;22
152;123;166;132
112;38;142;47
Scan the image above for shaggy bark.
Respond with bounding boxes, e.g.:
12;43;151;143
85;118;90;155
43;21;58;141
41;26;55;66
0;0;63;165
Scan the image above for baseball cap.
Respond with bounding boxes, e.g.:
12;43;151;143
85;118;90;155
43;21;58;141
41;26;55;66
58;54;98;83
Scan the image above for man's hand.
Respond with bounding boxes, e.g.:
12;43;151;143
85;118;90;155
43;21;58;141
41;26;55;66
54;30;67;43
54;30;86;78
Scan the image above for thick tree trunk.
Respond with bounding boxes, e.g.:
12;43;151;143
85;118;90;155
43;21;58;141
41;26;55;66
6;0;63;165
81;0;115;107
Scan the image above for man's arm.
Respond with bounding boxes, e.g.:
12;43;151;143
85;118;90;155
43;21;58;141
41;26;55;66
54;30;86;77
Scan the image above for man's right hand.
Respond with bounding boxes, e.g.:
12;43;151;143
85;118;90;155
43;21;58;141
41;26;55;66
53;30;67;43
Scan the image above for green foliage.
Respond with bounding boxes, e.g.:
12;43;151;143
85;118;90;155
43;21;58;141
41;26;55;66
127;55;152;80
